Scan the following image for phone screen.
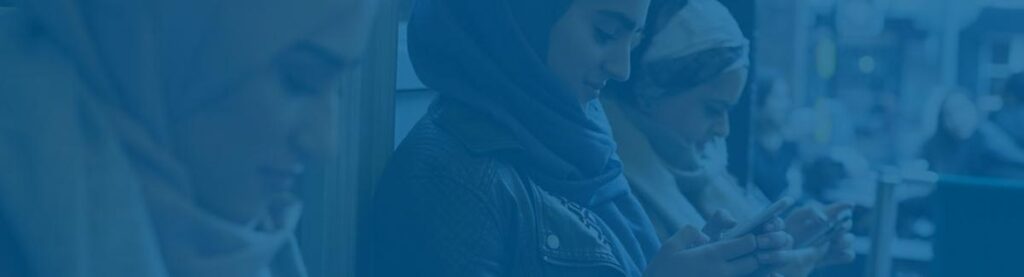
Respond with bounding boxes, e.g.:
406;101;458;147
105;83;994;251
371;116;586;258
797;210;853;248
721;197;795;240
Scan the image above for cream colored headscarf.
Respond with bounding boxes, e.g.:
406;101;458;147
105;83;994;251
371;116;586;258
610;0;766;240
643;0;749;65
638;0;766;222
632;0;750;102
0;0;374;276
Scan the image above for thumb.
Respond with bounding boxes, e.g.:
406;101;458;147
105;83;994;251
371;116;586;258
824;202;855;233
824;202;854;220
665;225;709;252
703;209;737;241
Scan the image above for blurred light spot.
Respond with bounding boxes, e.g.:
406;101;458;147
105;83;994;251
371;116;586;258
858;55;877;74
816;38;837;79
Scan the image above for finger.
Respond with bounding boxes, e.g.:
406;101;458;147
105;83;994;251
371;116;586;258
703;209;737;241
830;234;855;255
825;202;855;220
836;248;856;263
724;256;760;276
831;233;854;250
785;206;828;247
665;225;709;252
825;247;857;265
837;215;854;232
760;217;785;233
756;249;803;265
824;234;857;265
713;234;758;260
792;207;828;233
756;231;793;250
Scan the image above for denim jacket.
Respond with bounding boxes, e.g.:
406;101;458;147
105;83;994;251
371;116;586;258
370;98;633;277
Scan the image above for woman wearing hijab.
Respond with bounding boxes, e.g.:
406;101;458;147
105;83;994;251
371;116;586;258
0;0;374;276
371;0;790;276
602;0;856;275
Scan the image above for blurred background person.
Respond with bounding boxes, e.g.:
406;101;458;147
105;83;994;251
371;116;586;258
981;71;1024;178
919;87;1024;178
919;89;987;175
752;77;802;202
993;72;1024;146
0;0;376;276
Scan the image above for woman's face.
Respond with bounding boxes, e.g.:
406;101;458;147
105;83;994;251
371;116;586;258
547;0;650;105
649;68;749;149
171;23;372;223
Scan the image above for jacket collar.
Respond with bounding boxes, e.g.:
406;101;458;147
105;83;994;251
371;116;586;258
436;98;526;155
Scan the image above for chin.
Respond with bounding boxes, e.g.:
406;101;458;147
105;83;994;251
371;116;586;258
578;89;600;104
695;140;712;150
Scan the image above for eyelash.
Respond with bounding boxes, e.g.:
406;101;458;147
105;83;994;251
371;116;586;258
705;105;727;117
282;69;313;94
281;60;348;97
593;27;614;45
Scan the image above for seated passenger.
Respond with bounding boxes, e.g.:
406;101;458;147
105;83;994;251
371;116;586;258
0;0;375;276
601;0;855;275
372;0;791;276
751;78;801;202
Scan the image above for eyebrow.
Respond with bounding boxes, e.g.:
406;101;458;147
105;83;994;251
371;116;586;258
596;10;643;33
298;42;359;70
705;99;734;109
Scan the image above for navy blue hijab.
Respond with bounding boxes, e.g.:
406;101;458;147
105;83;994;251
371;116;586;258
408;0;660;274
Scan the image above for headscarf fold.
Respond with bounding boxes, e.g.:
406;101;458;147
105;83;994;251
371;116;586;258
642;0;748;65
408;0;660;274
629;0;749;102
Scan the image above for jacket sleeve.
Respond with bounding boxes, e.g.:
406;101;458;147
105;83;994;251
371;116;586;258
371;144;517;277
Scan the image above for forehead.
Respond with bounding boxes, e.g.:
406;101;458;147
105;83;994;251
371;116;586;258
303;1;378;64
574;0;650;28
694;68;748;104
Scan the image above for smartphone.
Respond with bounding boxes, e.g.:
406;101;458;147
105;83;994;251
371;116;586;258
797;209;853;248
721;197;795;240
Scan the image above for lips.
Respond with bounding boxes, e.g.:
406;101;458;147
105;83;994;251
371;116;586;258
260;165;306;192
586;81;607;92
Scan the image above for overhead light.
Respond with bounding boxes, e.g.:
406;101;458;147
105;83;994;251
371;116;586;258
859;55;877;74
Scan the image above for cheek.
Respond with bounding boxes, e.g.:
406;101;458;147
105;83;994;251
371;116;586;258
652;100;707;142
172;76;299;214
185;87;293;166
560;34;602;72
547;14;603;86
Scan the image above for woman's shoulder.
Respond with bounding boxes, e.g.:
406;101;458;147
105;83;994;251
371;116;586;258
372;102;528;259
379;100;525;203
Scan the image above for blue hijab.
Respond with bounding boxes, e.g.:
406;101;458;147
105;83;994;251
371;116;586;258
408;0;660;274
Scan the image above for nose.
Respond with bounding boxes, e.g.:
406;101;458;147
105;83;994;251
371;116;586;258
605;43;632;82
292;94;339;163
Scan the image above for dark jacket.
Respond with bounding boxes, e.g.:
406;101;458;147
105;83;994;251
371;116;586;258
371;99;635;277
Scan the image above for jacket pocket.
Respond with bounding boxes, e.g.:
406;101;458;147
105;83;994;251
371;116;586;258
534;188;626;277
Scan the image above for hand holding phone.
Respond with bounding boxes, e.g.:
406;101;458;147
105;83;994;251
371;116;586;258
721;197;795;240
796;208;853;249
